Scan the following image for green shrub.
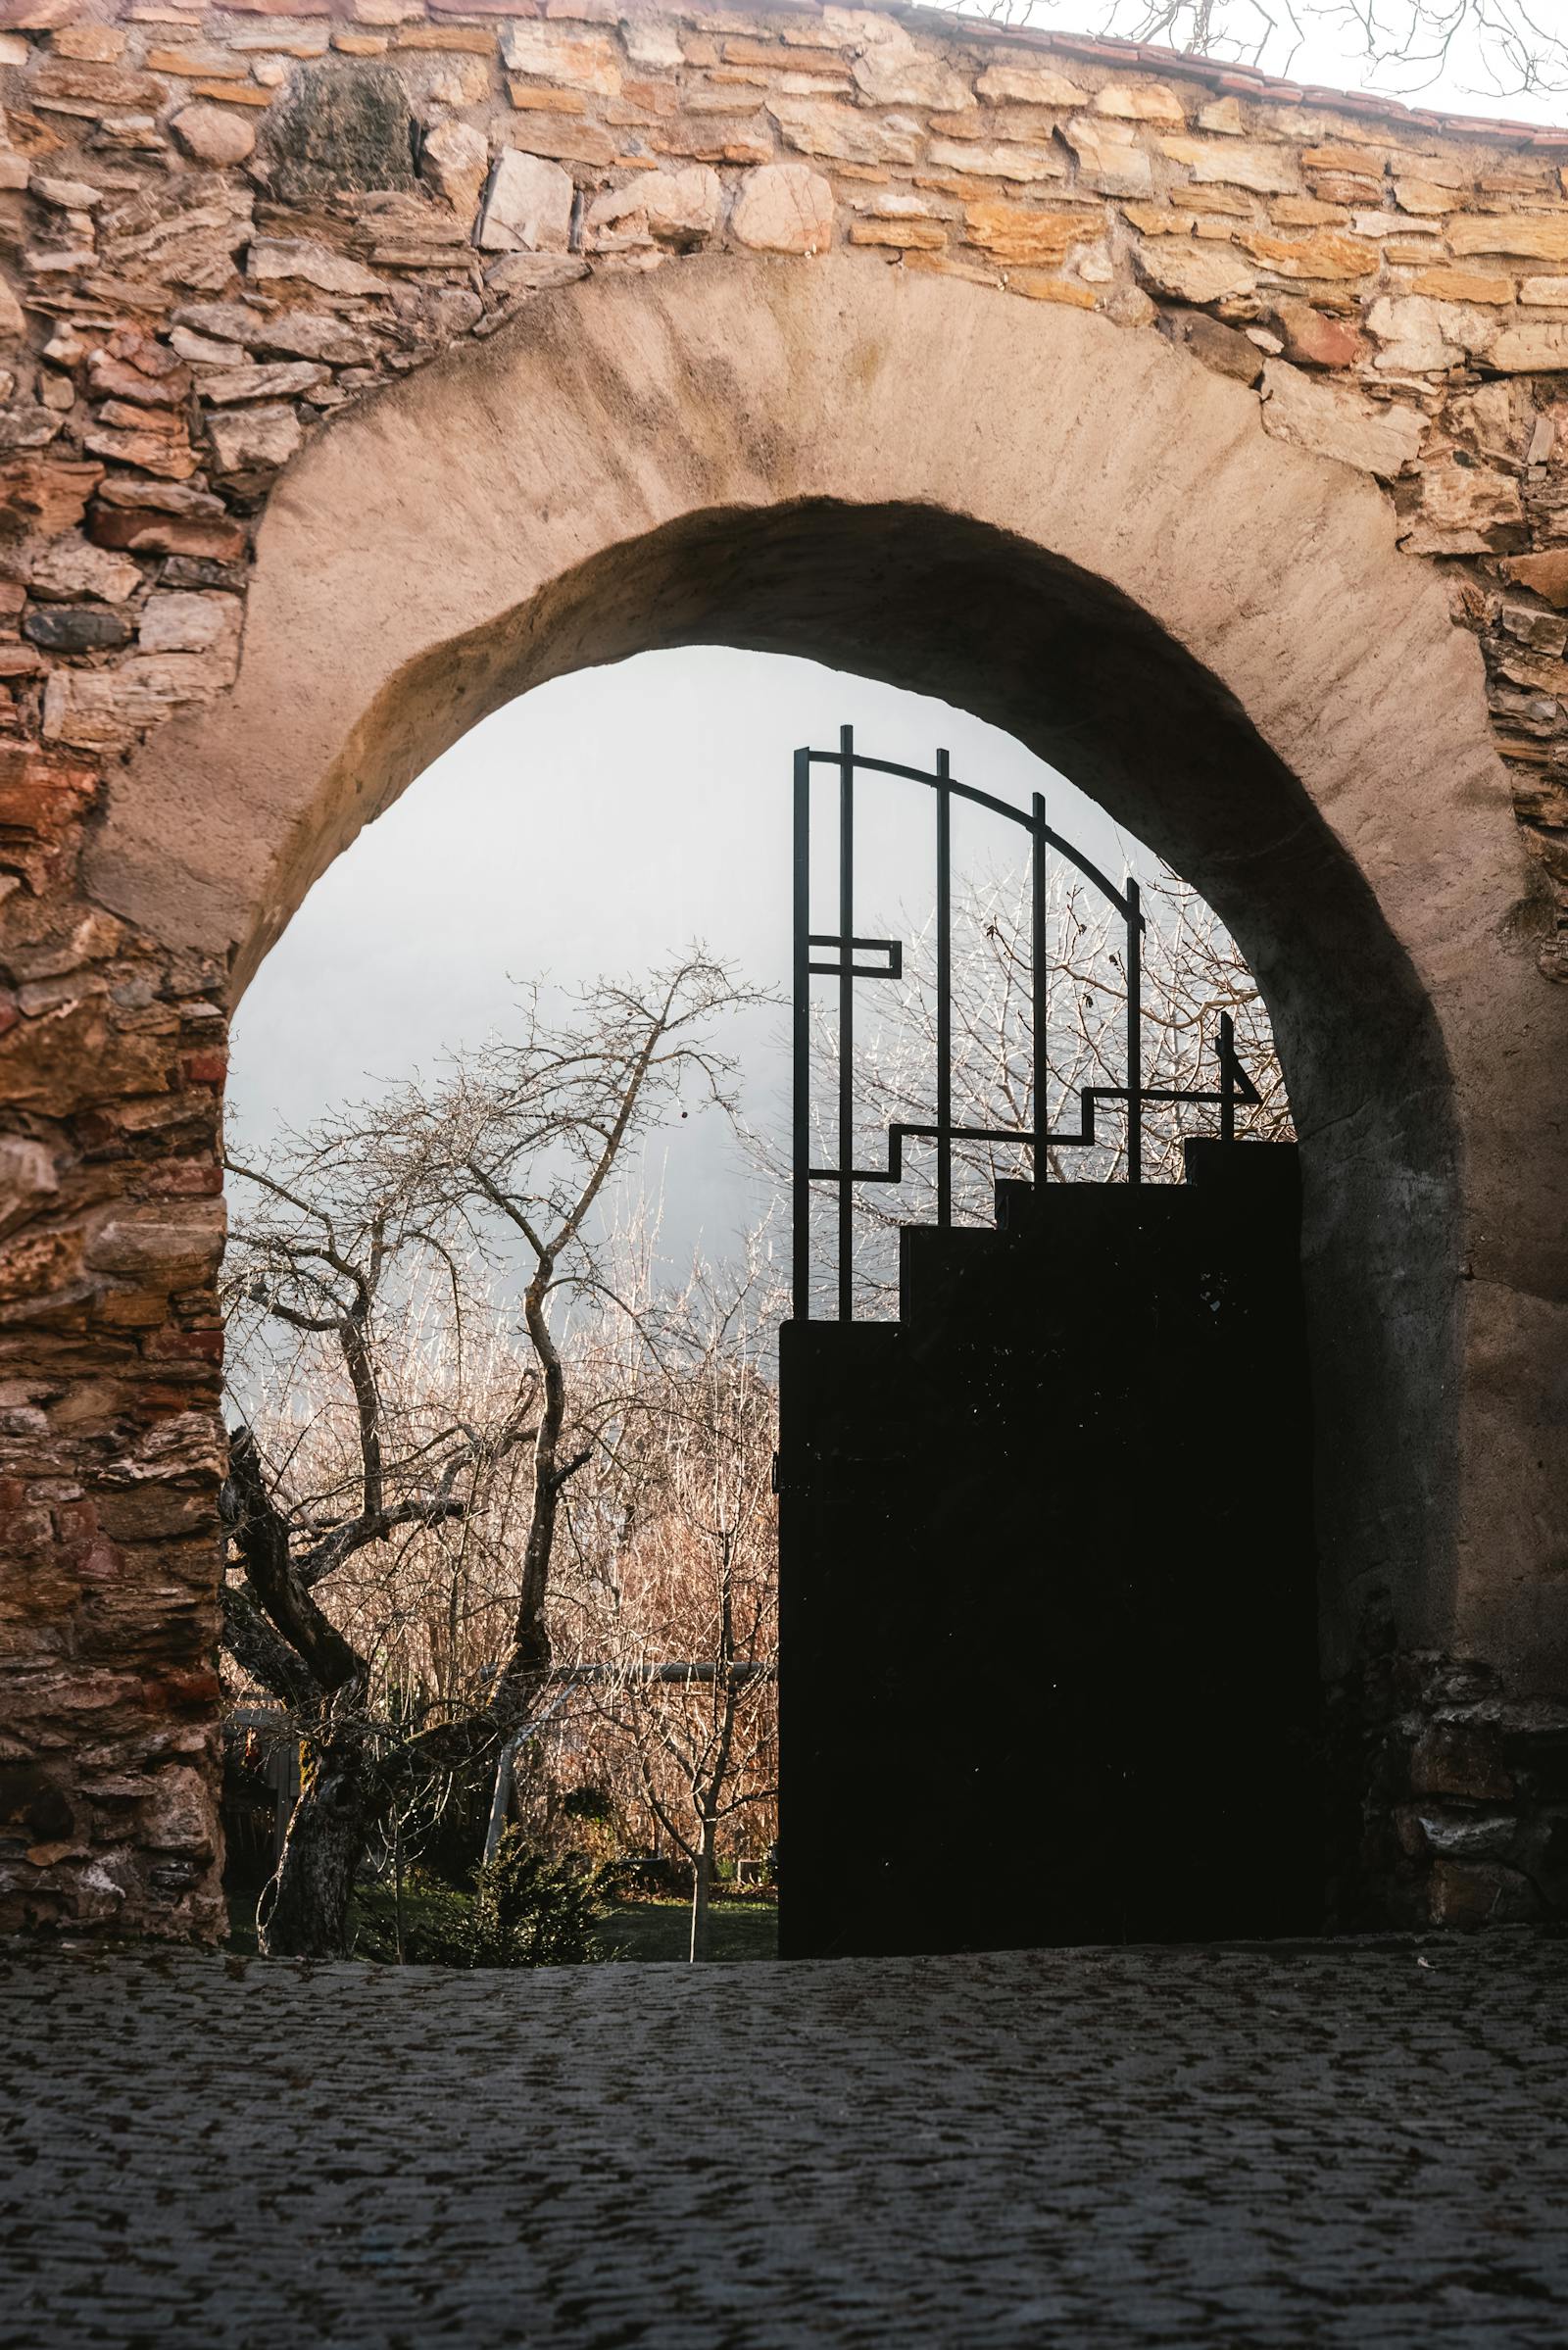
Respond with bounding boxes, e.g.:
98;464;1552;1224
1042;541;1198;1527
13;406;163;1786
464;1829;602;1969
352;1833;602;1968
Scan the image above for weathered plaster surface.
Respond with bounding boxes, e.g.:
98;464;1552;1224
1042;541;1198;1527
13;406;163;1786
1;0;1566;1940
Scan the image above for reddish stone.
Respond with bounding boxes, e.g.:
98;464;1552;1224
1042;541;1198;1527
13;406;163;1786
0;1;82;25
143;1327;224;1361
1274;300;1361;368
0;745;100;895
0;459;103;542
87;355;193;411
55;1496;100;1543
144;1160;224;1198
106;329;186;383
87;507;247;565
1502;550;1568;611
142;1667;223;1713
76;1536;124;1585
179;1052;228;1089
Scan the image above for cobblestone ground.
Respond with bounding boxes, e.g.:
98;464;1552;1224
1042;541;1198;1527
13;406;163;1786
3;1933;1565;2349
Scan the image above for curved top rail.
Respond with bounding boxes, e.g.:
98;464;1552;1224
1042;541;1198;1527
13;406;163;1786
796;743;1134;920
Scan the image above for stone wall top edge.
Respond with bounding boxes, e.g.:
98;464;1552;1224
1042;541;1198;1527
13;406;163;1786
895;14;1568;151
5;0;1566;155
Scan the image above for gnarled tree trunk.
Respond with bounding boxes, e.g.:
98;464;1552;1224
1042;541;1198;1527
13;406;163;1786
258;1703;377;1959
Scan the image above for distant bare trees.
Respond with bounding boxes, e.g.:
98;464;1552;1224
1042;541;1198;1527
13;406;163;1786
567;1252;780;1961
947;1;1568;99
221;955;763;1958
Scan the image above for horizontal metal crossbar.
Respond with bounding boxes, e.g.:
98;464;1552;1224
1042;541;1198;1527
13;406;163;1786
807;933;903;980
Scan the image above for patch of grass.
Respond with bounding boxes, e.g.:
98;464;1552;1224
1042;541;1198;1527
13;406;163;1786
226;1881;781;1965
593;1897;779;1964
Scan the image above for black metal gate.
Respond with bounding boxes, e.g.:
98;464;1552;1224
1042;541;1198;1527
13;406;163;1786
778;732;1320;1958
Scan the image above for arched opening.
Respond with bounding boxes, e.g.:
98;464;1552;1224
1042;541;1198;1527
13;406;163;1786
220;640;1311;1958
90;258;1552;1942
195;492;1456;1674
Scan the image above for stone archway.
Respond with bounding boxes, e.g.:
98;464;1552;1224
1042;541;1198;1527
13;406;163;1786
28;252;1568;1937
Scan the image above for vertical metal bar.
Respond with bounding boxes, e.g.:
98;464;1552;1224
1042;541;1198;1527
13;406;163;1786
792;747;811;1323
936;750;952;1230
1031;791;1048;1188
1125;874;1143;1186
838;723;855;1323
1219;1008;1236;1147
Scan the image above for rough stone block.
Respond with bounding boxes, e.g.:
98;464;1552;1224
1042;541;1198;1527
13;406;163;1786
477;149;574;254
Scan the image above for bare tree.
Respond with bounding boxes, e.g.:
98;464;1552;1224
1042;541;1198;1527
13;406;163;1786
222;954;765;1959
569;1248;781;1961
944;0;1568;99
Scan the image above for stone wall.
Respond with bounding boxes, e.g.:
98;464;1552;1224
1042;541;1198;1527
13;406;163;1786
1;0;1566;1942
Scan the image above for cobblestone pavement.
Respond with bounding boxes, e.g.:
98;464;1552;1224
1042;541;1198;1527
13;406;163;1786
3;1934;1565;2349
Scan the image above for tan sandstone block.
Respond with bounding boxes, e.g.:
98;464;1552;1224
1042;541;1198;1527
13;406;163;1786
730;163;833;255
849;220;945;251
1132;236;1257;305
1394;179;1451;215
1063;117;1152;200
1448;213;1568;264
975;66;1084;108
964;203;1097;269
394;24;495;52
1092;81;1185;123
585;164;720;249
248;240;382;295
508;85;587;116
51;24;126;62
1197;96;1247;134
26;531;142;605
1007;272;1096;307
848;22;971;113
1414;267;1513;305
1271;198;1350;227
1402;457;1525;551
1238;229;1379;279
171;104;257;166
187;80;272;106
1162;136;1298;197
477;149;574;253
501;19;620;97
204;403;303;474
1122;206;1196;235
928;137;1064;185
1260;359;1422;477
1487;321;1568;372
421;119;489;219
764;96;919;170
136;592;240;659
1503;551;1568;610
